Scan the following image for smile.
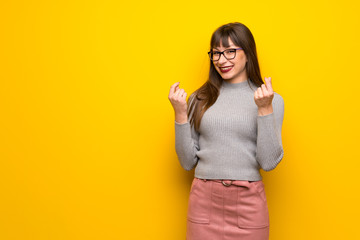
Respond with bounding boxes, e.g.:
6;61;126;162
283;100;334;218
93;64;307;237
219;66;233;73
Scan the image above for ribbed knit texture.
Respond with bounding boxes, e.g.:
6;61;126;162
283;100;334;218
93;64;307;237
174;78;284;181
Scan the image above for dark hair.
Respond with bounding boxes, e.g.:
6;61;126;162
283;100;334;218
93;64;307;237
188;22;264;132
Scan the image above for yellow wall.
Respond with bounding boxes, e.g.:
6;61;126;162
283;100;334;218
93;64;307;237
0;0;359;239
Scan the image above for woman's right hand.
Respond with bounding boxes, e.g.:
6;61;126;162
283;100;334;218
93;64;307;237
168;82;188;124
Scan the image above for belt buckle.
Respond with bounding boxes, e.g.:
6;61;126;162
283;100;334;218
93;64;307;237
221;180;232;187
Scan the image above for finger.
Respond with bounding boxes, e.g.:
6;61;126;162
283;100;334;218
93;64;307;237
254;90;258;99
169;82;180;99
265;77;273;92
170;82;180;94
182;92;187;102
173;88;180;98
261;84;269;96
174;88;184;99
257;87;263;98
178;89;185;98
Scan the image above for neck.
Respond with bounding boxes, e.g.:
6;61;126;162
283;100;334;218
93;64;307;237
222;77;252;89
223;76;248;84
223;70;248;84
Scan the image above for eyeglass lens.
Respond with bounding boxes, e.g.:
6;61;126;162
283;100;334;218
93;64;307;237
211;49;236;61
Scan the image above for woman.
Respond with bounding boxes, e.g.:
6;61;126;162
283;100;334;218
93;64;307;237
168;22;284;240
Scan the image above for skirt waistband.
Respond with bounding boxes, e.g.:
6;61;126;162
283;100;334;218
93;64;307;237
195;177;259;188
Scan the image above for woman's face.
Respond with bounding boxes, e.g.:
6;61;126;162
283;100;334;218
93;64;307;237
212;38;248;83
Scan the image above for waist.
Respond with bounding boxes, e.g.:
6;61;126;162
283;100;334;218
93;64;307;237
195;177;258;188
194;163;262;181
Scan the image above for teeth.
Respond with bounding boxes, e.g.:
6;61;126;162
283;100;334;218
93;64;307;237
221;67;232;70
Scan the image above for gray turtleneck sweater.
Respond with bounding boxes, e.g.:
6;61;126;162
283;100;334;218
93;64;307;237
174;79;284;181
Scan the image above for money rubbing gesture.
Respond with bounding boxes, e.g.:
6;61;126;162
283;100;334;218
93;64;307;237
168;82;188;124
254;77;274;116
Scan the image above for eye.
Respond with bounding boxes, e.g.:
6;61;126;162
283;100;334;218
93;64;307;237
227;49;236;53
213;51;220;55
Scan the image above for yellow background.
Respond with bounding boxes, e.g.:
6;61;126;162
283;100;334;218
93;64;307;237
0;0;359;239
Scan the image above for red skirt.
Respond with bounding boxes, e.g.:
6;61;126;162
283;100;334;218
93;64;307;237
186;177;269;240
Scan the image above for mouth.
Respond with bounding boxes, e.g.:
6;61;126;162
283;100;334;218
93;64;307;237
219;66;233;73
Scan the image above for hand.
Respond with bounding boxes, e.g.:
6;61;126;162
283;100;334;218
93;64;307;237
168;82;188;122
254;77;274;115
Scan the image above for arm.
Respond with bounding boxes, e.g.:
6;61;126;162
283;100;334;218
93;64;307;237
255;93;284;171
174;93;200;171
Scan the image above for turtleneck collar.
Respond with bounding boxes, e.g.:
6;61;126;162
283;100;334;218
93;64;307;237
221;78;252;90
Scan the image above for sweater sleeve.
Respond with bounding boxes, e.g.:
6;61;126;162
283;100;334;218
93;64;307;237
174;94;200;171
255;93;285;171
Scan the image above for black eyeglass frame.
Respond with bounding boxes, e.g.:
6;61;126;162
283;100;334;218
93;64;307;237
207;47;243;61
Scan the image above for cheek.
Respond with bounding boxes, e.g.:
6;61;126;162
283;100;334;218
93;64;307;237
237;53;247;63
240;56;247;64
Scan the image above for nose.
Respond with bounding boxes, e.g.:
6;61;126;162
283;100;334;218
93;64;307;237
218;53;227;65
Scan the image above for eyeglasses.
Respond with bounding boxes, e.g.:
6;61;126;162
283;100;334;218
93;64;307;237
208;48;243;61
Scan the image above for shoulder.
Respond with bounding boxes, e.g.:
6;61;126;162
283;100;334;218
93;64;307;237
273;92;284;103
272;92;284;109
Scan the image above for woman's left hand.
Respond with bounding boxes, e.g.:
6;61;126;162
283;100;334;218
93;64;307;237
254;77;274;116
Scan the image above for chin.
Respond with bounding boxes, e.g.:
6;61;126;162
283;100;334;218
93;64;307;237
220;73;234;80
